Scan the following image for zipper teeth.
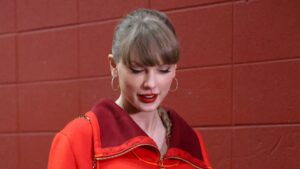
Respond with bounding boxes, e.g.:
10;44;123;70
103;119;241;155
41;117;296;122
95;144;204;169
95;144;157;160
165;156;204;169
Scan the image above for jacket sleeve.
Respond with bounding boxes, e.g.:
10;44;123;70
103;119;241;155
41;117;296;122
48;132;77;169
48;117;93;169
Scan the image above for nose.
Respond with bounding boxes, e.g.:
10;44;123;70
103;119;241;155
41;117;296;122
143;71;157;89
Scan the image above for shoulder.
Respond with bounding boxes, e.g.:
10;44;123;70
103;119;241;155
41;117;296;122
49;115;94;169
57;115;93;145
53;115;94;157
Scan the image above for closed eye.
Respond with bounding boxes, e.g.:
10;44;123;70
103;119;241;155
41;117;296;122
159;68;171;73
129;67;144;74
158;65;171;73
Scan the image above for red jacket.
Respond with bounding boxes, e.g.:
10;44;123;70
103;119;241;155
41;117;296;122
48;99;212;169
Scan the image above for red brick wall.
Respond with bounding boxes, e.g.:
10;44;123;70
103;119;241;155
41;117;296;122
0;0;299;168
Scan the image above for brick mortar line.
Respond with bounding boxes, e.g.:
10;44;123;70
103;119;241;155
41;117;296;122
233;57;300;67
179;56;300;71
160;0;234;13
14;0;21;166
0;131;57;136
193;122;300;129
229;5;235;166
0;75;111;87
1;54;300;87
2;17;121;35
2;122;300;135
0;0;245;36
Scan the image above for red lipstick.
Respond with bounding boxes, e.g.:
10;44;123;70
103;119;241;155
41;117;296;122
138;94;157;103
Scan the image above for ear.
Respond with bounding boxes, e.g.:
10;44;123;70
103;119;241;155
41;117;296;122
108;54;117;76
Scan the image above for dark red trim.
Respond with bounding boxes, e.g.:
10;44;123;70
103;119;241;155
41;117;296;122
91;99;206;165
92;99;147;147
166;109;203;160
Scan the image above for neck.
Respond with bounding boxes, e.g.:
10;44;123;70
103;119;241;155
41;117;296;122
114;98;167;154
129;110;159;134
115;96;159;134
115;96;139;114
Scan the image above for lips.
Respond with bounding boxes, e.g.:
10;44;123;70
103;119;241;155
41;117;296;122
138;94;158;103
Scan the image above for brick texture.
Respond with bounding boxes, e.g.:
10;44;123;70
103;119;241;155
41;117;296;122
79;21;116;77
16;0;77;31
0;135;18;169
78;0;148;22
168;3;232;68
0;0;15;33
233;60;300;124
18;81;79;131
232;125;300;169
19;134;54;169
151;0;230;10
198;128;232;169
164;67;232;126
0;85;17;132
0;35;16;83
80;77;118;113
234;0;300;63
1;1;300;169
18;28;78;82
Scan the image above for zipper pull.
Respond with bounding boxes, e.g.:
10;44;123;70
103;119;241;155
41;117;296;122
93;158;97;169
159;155;165;169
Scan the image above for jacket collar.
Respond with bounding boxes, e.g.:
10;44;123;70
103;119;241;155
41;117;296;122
91;99;206;166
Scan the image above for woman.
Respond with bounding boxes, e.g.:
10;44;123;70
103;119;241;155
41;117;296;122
48;8;212;169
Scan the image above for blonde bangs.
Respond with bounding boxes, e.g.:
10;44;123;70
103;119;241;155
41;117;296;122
120;19;179;66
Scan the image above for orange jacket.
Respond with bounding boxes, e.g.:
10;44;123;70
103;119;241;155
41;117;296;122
48;99;212;169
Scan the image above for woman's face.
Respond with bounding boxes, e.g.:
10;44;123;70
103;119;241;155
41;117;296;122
113;58;176;114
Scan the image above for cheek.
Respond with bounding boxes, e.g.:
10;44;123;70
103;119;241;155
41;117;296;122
119;75;139;91
162;69;176;89
159;76;174;90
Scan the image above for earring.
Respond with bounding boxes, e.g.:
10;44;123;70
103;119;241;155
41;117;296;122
169;78;178;92
111;76;119;91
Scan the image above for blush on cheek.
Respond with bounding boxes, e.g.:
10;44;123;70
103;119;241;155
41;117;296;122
167;81;173;90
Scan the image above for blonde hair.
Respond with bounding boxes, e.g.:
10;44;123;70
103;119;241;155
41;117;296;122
112;8;180;66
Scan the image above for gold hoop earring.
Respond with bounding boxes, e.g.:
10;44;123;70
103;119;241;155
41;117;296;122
169;78;178;92
111;76;119;91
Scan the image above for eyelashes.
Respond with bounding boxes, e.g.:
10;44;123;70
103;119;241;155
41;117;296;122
159;68;171;73
130;67;143;74
129;66;171;74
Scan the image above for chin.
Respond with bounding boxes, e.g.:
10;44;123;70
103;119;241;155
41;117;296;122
138;102;160;112
132;95;163;112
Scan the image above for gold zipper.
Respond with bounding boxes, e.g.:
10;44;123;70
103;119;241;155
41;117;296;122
94;144;206;169
78;114;90;121
165;156;205;169
159;155;165;169
95;143;158;161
